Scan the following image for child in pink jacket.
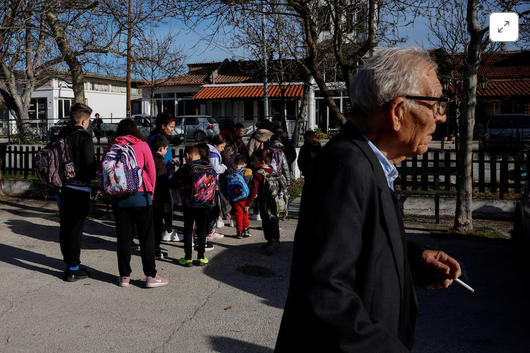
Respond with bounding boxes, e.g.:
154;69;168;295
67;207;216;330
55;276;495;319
99;119;168;288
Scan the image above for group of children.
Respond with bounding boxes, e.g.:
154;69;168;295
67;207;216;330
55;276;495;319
152;136;287;267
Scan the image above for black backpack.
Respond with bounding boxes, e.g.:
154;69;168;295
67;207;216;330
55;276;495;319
186;163;219;208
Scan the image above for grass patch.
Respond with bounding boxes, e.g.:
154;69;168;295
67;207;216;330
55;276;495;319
428;226;506;239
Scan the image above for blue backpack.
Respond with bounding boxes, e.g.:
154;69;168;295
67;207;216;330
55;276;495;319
226;168;250;202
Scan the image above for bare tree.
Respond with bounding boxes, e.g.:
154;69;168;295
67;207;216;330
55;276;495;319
133;30;186;118
0;1;57;136
453;0;529;234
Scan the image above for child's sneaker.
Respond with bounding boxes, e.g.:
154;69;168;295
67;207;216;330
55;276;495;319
117;276;130;287
171;229;183;242
216;219;225;228
243;228;251;237
205;242;215;251
230;220;236;227
161;230;172;242
236;232;244;239
197;257;209;266
208;230;223;239
145;274;168;288
155;248;164;260
179;258;193;267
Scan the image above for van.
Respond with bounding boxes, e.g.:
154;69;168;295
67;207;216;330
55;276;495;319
479;114;530;152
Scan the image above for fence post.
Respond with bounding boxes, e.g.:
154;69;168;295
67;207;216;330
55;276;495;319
479;152;485;192
491;153;498;194
23;146;29;179
421;152;428;190
499;153;509;200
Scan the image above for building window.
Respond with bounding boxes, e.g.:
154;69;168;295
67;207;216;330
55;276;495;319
94;83;109;92
58;99;72;119
29;98;47;120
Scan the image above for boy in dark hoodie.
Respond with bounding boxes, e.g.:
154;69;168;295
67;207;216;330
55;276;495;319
172;144;211;266
151;135;173;259
57;103;97;282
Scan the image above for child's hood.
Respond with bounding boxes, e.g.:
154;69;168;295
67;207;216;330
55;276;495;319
254;129;274;142
208;144;221;157
113;135;143;145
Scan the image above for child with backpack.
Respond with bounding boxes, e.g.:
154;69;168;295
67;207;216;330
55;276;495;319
98;119;168;288
151;135;175;259
227;155;253;239
172;144;218;267
207;135;228;240
40;103;97;282
244;149;288;255
268;132;291;188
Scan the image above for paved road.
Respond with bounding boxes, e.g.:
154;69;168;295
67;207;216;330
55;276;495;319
0;196;528;352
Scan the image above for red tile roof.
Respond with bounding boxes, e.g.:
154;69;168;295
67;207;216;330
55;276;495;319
477;80;530;96
193;84;304;100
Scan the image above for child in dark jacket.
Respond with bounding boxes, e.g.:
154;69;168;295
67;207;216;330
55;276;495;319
245;149;282;254
228;155;253;239
172;144;211;266
151;135;173;259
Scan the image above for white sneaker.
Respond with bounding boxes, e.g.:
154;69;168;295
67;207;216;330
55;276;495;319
161;231;172;242
170;230;183;242
216;220;225;228
250;214;261;221
230;220;236;227
212;230;224;239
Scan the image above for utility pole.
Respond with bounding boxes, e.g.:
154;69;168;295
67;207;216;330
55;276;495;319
126;0;133;118
262;2;269;121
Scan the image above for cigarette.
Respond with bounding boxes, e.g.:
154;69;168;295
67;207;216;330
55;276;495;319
454;278;475;293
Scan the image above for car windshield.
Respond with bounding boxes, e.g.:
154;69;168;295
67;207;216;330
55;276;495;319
57;118;71;125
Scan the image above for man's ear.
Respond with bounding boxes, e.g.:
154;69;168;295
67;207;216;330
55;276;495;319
388;97;406;132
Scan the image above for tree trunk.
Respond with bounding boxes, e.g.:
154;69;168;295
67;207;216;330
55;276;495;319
44;2;85;103
454;0;483;234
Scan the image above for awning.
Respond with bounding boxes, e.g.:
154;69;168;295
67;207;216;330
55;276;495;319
193;84;304;100
477;80;530;96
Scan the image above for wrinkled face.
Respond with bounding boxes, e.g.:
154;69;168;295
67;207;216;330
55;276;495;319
215;143;226;153
162;122;175;137
399;63;447;157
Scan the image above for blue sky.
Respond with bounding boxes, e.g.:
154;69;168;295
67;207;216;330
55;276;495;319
168;7;528;67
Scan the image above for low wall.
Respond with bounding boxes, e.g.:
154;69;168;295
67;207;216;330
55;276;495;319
403;196;516;220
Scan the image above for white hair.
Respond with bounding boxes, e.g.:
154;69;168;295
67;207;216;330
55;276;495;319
349;46;438;115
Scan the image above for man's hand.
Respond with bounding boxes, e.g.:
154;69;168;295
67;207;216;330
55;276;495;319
421;250;462;289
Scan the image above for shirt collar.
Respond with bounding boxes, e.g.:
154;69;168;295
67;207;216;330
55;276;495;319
363;135;399;191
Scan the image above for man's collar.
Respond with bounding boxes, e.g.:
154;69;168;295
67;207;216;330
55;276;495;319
363;135;399;191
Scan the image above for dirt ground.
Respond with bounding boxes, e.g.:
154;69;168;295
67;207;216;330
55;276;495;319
403;214;515;238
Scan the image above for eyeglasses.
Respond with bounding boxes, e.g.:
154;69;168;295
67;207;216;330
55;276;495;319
401;96;449;116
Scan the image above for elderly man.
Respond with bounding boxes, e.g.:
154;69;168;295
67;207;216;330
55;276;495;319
275;47;461;352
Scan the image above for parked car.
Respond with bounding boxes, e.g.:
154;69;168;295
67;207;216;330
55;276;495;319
48;118;73;138
479;114;530;152
175;115;219;142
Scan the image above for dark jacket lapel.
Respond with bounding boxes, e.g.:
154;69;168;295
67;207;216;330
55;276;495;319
340;122;405;297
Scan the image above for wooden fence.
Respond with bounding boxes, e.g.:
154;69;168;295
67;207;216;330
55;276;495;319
0;145;185;179
395;151;528;199
1;145;528;199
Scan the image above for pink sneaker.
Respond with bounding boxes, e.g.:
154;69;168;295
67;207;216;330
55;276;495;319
145;274;168;288
117;276;130;287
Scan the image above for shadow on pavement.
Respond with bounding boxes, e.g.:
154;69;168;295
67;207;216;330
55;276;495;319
203;241;293;310
4;219;116;252
407;231;530;353
208;336;273;353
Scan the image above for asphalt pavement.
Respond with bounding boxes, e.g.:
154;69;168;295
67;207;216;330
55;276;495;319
0;196;528;352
